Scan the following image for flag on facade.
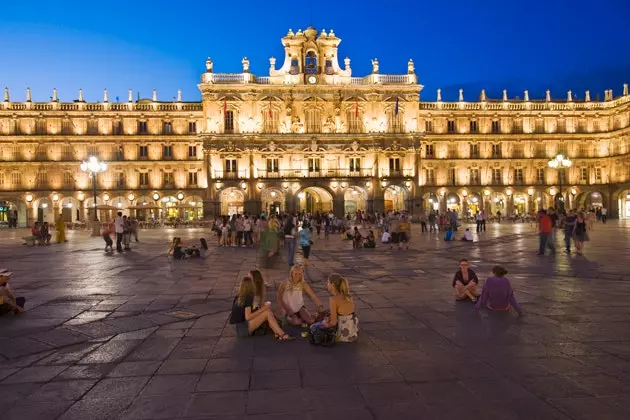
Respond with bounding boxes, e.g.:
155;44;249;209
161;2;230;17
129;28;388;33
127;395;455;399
223;97;227;114
355;97;359;118
268;98;272;117
394;97;399;116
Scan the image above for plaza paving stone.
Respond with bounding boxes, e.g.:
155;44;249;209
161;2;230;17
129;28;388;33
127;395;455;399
1;221;630;419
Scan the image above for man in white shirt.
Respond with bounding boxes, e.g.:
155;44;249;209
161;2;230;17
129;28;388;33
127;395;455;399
114;211;125;252
601;207;607;224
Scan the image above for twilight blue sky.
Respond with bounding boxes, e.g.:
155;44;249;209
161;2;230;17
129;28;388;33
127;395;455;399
1;0;629;102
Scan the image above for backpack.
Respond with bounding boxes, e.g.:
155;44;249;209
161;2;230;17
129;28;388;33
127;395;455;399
308;327;337;347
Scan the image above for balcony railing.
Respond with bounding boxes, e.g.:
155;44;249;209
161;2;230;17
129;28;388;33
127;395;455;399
383;169;414;178
254;168;374;179
213;169;248;179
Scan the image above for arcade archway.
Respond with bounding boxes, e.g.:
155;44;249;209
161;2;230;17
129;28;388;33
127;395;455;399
384;185;407;212
344;186;367;214
220;188;245;216
296;186;333;213
261;187;285;215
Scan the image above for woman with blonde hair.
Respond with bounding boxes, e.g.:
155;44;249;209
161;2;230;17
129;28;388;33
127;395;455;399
230;276;294;340
276;264;323;326
310;273;359;343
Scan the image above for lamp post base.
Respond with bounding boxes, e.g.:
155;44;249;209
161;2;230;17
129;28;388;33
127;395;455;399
91;221;101;237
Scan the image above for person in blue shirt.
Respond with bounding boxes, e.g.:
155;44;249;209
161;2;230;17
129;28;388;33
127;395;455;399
299;224;313;266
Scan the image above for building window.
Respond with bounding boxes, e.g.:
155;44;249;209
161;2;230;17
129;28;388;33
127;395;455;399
594;168;602;182
425;169;435;185
536;168;545;183
305;109;322;133
36;172;48;188
114;121;124;135
491;120;501;134
514;168;524;182
163;172;174;186
225;159;237;173
224;110;234;133
425;120;433;133
535;119;545;133
447;120;456;133
580;167;588;182
491;169;502;184
139;145;149;159
305;51;318;74
308;158;321;173
137;121;148;134
512;145;524;158
188;121;197;134
188;145;197;158
469;144;479;158
11;172;21;186
346;109;362;134
448;168;456;185
470;120;478;133
163;122;173;135
139;172;149;187
389;158;401;174
63;172;73;187
116;172;125;188
0;172;4;187
62;120;73;135
36;120;46;135
388;110;404;134
61;145;74;160
163;145;173;159
491;144;502;158
425;144;434;158
349;157;361;173
557;119;566;133
263;109;279;133
469;169;480;185
87;120;98;135
266;158;279;173
188;171;198;186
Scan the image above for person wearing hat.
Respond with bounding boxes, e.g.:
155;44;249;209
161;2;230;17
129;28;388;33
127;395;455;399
0;270;25;314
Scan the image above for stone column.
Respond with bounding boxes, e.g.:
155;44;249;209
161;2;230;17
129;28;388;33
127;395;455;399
333;193;345;218
26;203;34;228
506;195;514;217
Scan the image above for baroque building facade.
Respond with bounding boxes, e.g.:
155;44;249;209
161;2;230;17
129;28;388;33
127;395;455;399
1;26;630;227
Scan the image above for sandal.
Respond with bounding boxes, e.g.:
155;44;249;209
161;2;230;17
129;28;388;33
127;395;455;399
274;334;296;341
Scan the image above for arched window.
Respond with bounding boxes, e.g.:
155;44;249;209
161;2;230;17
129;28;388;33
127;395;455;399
305;51;318;75
289;56;299;75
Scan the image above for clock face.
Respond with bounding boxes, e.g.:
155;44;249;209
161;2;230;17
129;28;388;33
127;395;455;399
307;75;317;84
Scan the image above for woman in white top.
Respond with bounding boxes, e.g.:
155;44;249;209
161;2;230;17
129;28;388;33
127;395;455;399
276;264;323;326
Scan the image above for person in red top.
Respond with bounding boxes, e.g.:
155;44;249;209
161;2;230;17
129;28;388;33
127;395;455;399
537;209;555;255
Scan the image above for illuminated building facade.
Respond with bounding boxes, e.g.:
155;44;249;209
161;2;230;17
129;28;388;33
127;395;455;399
1;26;630;226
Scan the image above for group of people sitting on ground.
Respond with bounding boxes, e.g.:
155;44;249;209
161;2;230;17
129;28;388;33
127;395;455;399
0;269;25;315
444;227;474;242
452;259;523;316
168;237;208;259
350;227;376;249
230;264;359;344
27;222;52;245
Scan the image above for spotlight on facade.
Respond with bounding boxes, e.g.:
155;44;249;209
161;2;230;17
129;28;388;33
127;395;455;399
103;193;110;202
152;192;160;201
352;190;359;196
66;202;73;208
128;193;135;201
570;188;577;195
77;192;85;201
257;182;263;190
52;193;59;202
42;203;48;208
331;181;338;188
282;182;289;189
270;191;277;198
527;188;534;196
341;182;348;188
461;190;468;197
405;181;412;188
26;193;33;203
505;189;512;196
472;197;478;203
484;189;490;196
298;192;306;199
365;181;371;188
550;188;557;196
177;192;185;200
381;181;387;188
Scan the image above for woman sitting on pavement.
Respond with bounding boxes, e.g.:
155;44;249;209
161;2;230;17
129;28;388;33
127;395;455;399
352;227;362;249
276;264;324;326
461;228;473;242
0;270;25;315
364;230;376;248
310;273;358;342
475;265;524;316
230;276;294;340
168;237;186;260
249;269;267;309
452;259;479;302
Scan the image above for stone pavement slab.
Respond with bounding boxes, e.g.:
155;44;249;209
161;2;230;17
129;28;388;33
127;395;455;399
1;221;630;419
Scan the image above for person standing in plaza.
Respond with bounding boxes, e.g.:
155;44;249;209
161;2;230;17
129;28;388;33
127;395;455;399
114;211;124;253
573;212;588;255
299;222;313;265
601;207;607;224
284;216;297;266
537;209;555;255
562;209;577;254
475;211;483;233
548;208;559;245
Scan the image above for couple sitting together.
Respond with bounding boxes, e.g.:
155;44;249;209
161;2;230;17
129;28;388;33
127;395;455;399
230;264;359;343
453;259;523;316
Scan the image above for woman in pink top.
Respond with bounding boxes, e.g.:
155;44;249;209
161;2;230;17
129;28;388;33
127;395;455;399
474;266;523;316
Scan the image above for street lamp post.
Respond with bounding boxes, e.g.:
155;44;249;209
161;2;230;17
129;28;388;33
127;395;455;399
80;156;107;236
547;154;572;212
